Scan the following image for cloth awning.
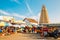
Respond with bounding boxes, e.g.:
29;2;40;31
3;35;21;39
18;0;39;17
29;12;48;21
0;22;12;27
0;22;5;27
12;25;20;28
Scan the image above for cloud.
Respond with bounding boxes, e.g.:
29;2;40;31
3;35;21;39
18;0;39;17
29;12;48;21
12;13;26;19
0;10;10;15
50;17;60;23
0;10;26;19
10;0;33;16
10;0;21;4
12;0;33;14
25;2;33;14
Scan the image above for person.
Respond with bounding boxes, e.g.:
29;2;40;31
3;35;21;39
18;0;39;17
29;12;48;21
29;27;32;33
53;27;58;39
32;26;35;33
47;27;53;37
48;27;58;39
0;29;2;33
43;26;48;37
0;27;3;36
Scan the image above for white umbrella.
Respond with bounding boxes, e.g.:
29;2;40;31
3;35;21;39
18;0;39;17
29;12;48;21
12;25;20;28
20;24;26;28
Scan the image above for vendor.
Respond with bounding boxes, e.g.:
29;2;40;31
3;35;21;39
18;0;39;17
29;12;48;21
0;29;2;33
0;27;3;33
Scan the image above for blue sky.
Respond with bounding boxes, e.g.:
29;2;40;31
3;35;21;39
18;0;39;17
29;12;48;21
0;0;60;23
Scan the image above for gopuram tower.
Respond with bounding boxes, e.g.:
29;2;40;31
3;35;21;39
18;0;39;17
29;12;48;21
39;5;49;24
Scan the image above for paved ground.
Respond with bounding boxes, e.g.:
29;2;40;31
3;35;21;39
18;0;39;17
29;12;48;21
0;33;60;40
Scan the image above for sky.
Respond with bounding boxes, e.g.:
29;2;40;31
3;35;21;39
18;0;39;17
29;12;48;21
0;0;60;23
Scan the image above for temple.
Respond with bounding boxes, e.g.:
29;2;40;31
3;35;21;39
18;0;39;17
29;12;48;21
39;5;49;24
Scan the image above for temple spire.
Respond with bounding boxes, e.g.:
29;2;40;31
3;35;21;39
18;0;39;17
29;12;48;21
39;5;49;24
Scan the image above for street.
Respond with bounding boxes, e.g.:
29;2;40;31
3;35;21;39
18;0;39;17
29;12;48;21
0;33;60;40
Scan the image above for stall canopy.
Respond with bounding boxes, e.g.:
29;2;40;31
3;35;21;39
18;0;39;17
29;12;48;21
12;24;26;28
0;22;12;27
13;20;26;24
0;22;5;27
12;25;20;28
20;24;26;28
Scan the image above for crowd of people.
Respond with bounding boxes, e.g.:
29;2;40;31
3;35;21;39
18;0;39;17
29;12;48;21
0;26;16;36
17;25;60;39
0;24;60;39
